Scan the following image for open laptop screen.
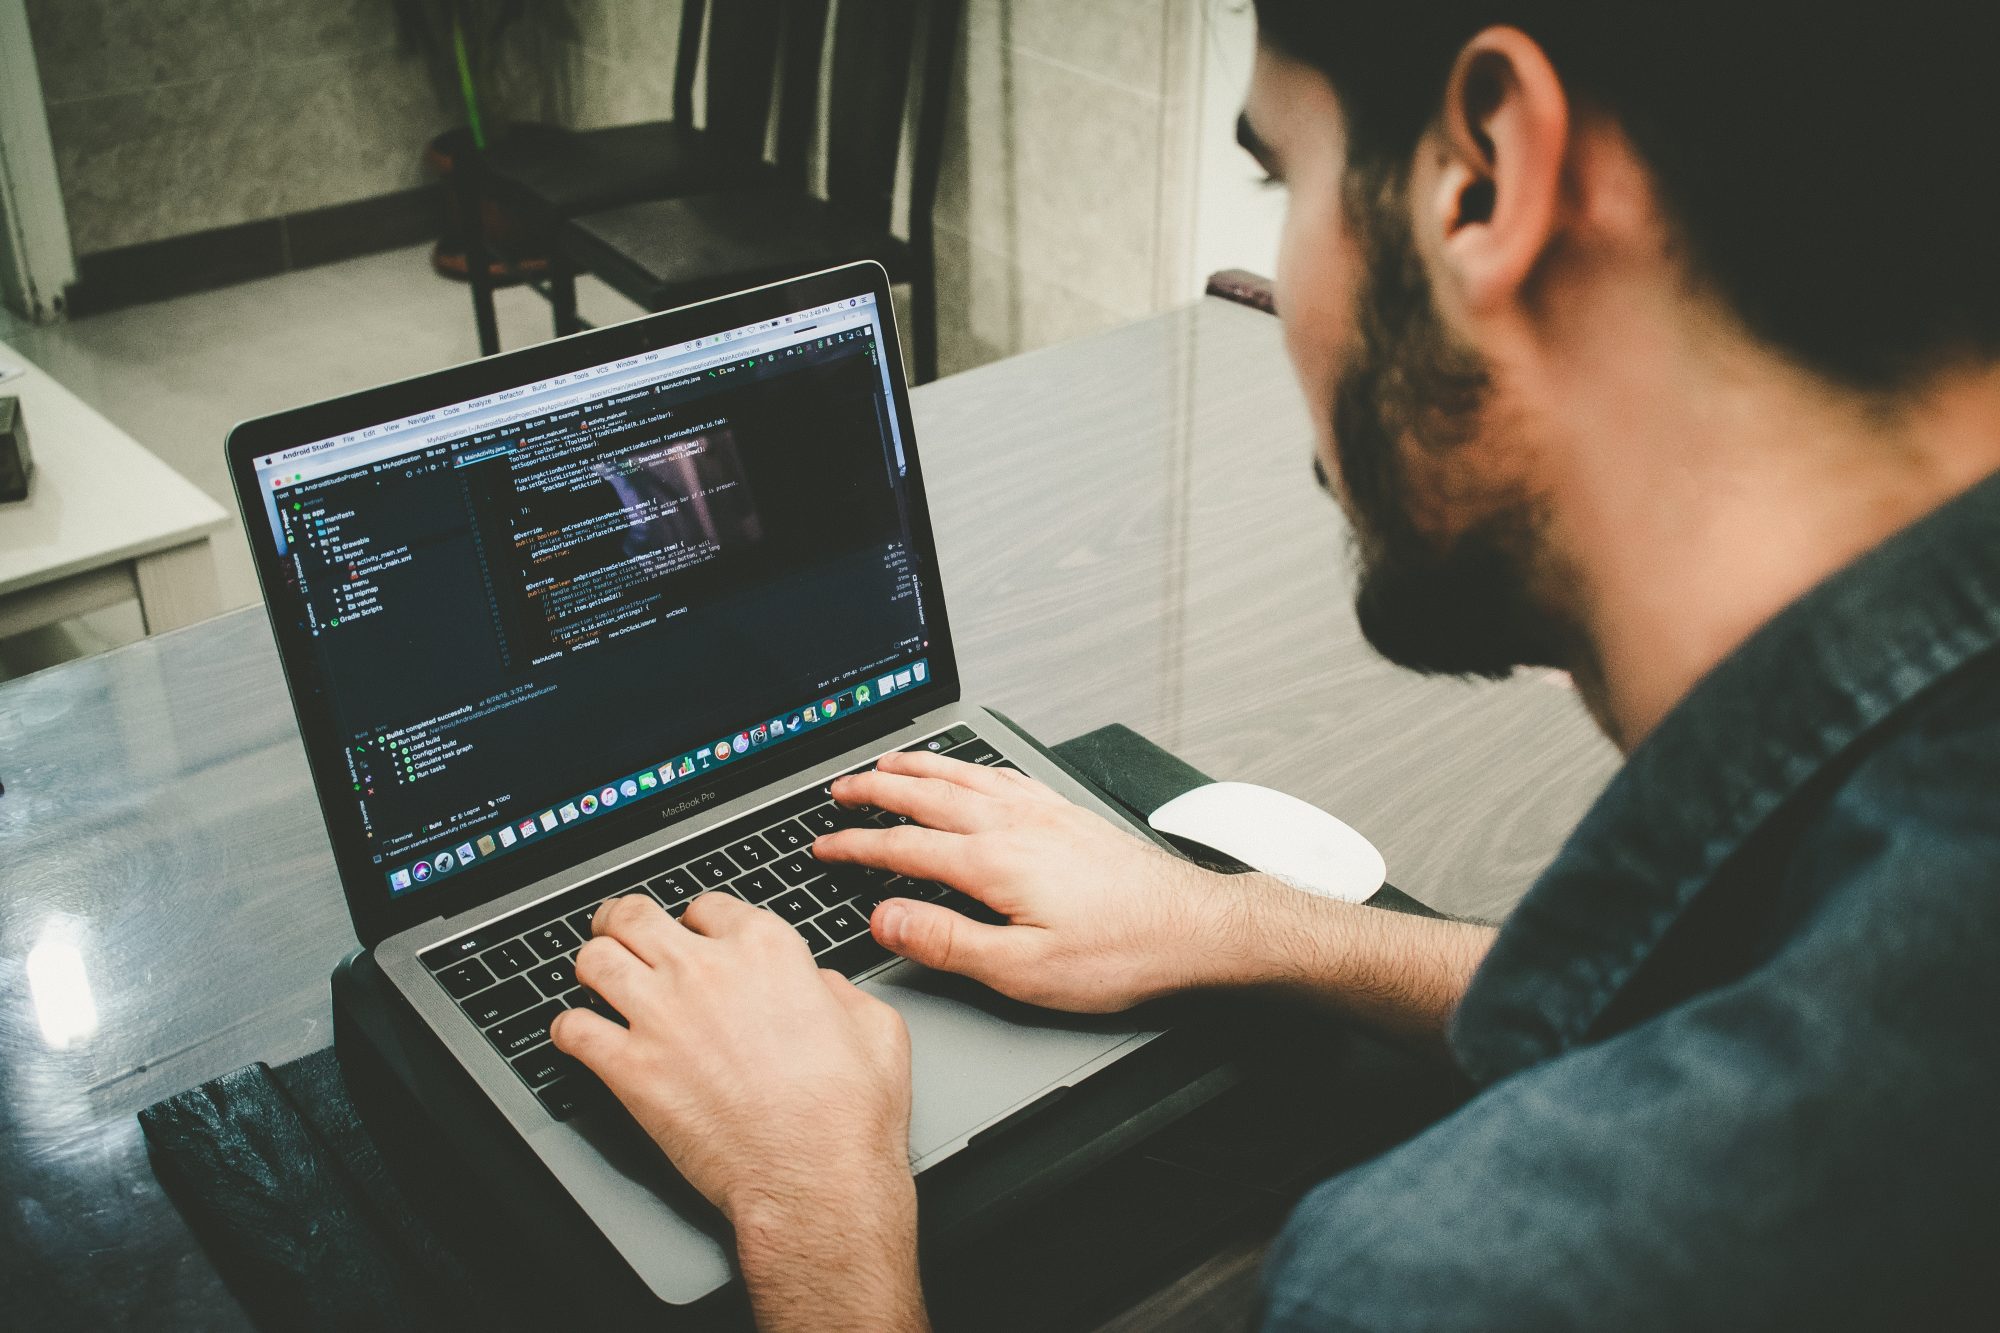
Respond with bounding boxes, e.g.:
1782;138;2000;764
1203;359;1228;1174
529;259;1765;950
245;287;937;902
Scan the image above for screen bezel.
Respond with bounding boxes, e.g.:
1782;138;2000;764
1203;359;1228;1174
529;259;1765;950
226;262;962;948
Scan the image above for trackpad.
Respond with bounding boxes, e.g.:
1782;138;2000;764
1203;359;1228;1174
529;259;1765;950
864;961;1155;1163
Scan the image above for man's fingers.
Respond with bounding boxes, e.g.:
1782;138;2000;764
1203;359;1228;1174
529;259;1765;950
573;934;655;1014
871;749;1040;796
592;892;685;966
828;769;998;833
870;898;1023;983
678;887;764;937
810;824;972;883
550;1006;628;1074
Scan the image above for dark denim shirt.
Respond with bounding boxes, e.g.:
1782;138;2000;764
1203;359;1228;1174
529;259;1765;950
1261;471;2000;1330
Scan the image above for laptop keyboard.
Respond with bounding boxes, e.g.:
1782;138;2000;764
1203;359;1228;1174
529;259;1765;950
418;724;1012;1120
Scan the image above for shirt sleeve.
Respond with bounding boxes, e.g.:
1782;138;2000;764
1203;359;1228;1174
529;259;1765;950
1258;774;2000;1331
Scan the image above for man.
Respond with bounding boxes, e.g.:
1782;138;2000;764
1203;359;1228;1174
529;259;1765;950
552;2;2000;1327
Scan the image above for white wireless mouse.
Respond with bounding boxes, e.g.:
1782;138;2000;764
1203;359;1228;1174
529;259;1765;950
1148;781;1387;903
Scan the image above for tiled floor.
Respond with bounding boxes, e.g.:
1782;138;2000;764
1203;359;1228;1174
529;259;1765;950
0;246;646;679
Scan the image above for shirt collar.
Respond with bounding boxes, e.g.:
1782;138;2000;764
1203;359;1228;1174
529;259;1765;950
1450;468;2000;1084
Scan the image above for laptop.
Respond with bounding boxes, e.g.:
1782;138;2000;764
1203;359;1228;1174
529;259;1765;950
226;261;1165;1305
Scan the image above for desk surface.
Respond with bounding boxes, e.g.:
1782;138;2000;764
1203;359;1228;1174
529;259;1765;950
0;344;227;596
0;298;1619;1330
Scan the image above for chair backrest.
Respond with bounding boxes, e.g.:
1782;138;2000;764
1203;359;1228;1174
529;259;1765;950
770;0;833;191
671;0;705;126
901;0;962;254
700;0;789;160
780;0;961;243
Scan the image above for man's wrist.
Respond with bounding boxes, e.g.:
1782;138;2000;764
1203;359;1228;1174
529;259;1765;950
730;1162;925;1332
1179;870;1495;1042
1171;869;1313;994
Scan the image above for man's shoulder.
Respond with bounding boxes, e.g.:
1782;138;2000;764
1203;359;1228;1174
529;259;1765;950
1260;657;2000;1330
1787;642;2000;913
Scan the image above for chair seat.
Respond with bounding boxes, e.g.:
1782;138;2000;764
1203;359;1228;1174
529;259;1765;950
485;121;765;219
562;191;912;310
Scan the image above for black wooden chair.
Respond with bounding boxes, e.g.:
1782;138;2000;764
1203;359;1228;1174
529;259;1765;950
461;0;801;354
550;0;960;383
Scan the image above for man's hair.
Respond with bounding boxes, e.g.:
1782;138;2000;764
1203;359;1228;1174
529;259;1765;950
1252;1;2000;391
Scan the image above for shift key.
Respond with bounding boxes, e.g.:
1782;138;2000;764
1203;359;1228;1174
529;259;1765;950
489;1001;564;1058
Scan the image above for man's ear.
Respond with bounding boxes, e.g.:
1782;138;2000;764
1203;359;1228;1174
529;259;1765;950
1425;27;1570;312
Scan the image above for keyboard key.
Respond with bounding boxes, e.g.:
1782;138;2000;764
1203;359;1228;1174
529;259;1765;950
535;1078;591;1120
818;933;894;980
510;1042;575;1088
816;904;869;943
649;868;701;906
850;887;894;918
712;884;749;903
943;740;1002;765
771;852;820;886
734;867;784;903
421;933;491;970
526;957;576;997
489;1001;563;1058
794;918;833;952
727;835;776;868
529;922;579;958
481;938;537;979
565;904;603;939
830;861;897;890
437;958;494;999
563;986;627;1027
905;724;977;754
796;804;843;837
769;888;826;923
689;851;738;887
829;804;877;830
811;867;882;912
763;819;812;853
462;976;539;1027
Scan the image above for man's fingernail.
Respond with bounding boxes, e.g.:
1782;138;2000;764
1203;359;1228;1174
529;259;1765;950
876;901;906;946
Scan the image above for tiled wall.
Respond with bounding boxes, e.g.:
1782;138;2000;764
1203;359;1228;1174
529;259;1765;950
932;0;1197;374
23;0;462;256
562;0;686;130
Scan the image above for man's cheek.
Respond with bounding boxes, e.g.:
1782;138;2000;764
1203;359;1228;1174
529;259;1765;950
1276;244;1353;493
1276;195;1353;389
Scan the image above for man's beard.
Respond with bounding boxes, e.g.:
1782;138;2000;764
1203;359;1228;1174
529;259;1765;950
1330;200;1570;680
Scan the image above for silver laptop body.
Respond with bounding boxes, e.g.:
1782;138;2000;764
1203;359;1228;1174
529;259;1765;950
228;262;1159;1305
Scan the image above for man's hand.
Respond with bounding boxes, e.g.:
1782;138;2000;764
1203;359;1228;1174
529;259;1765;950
812;750;1231;1013
551;892;928;1332
814;750;1497;1042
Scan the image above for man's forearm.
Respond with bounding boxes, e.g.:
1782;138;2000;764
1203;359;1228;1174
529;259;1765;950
1193;875;1496;1044
732;1168;928;1333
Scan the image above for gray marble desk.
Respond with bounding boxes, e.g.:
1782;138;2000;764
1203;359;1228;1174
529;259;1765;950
0;298;1620;1330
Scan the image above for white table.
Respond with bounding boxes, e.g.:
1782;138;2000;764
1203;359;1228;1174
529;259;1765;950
0;343;228;639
